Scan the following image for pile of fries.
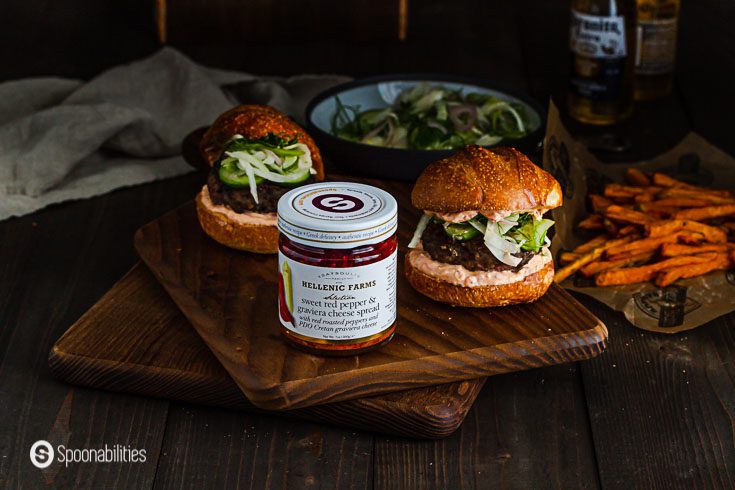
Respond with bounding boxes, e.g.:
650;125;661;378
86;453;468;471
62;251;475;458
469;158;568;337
555;169;735;287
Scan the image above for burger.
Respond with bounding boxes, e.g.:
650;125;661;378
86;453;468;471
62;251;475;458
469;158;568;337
405;145;562;307
196;105;325;253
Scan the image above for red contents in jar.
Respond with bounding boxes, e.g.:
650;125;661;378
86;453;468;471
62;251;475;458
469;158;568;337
278;234;398;355
279;234;397;268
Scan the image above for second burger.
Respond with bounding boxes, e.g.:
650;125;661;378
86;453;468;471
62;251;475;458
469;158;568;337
405;145;562;307
196;105;325;253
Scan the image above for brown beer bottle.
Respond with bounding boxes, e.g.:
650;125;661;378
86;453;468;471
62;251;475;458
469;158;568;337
568;0;637;125
634;0;680;100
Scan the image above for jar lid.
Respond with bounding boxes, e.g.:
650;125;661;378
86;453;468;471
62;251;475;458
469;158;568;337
277;182;398;248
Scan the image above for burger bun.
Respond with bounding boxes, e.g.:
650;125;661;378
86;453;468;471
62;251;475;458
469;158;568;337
404;254;554;307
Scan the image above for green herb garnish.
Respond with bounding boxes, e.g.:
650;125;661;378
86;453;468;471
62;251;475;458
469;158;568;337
507;214;554;252
330;83;532;150
225;133;303;158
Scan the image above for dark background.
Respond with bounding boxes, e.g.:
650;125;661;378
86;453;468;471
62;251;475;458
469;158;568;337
2;0;733;156
2;0;735;488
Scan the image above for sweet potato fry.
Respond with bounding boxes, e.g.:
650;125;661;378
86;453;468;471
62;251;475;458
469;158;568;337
555;236;636;283
577;214;604;230
648;198;711;208
579;251;655;277
645;220;727;243
674;204;735;221
604;184;661;199
604;205;654;226
572;235;608;254
604;235;679;259
559;252;581;265
625;168;651;187
589;194;614;213
634;193;655;203
575;171;733;288
653;173;734;197
636;205;678;218
659;189;735;205
652;173;689;188
677;231;705;245
655;253;732;287
618;225;639;237
603;184;636;199
594;254;717;286
660;243;735;257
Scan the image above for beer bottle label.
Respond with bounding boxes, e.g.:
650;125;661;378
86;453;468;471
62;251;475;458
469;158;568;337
635;18;677;75
569;10;628;101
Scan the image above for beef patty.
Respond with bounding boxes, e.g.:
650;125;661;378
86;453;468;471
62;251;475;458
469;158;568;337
207;165;312;213
421;222;535;272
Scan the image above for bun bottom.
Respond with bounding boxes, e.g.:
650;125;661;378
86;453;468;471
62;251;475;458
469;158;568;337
404;256;554;307
195;191;279;254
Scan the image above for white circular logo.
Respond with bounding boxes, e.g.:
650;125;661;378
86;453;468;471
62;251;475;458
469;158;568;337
293;187;382;221
30;440;54;469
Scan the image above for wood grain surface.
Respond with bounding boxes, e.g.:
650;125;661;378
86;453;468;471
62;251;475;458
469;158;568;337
134;180;608;410
49;263;485;439
6;0;735;486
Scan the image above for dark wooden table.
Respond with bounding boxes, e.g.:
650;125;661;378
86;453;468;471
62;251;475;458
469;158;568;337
2;0;734;488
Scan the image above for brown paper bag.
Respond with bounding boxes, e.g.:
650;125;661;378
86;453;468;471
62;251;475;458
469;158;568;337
543;102;735;333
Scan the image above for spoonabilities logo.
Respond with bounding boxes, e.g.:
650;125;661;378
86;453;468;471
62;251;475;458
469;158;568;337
30;440;54;469
312;194;365;213
29;441;147;469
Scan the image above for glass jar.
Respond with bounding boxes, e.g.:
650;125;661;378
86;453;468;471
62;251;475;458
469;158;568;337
276;182;398;356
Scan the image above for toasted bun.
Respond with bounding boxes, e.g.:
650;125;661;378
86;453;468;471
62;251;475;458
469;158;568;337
412;145;561;213
200;104;325;181
196;190;278;254
404;255;554;307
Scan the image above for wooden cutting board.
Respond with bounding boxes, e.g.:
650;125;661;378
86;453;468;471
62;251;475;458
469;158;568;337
49;263;486;439
135;179;608;410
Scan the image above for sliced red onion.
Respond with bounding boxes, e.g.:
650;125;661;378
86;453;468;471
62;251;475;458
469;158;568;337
384;118;396;143
362;120;389;141
448;104;478;131
426;120;448;134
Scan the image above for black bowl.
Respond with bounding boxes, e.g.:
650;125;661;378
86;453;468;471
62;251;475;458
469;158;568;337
305;74;546;182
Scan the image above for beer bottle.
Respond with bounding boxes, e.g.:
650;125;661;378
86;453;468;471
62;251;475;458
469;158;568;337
634;0;680;100
568;0;637;125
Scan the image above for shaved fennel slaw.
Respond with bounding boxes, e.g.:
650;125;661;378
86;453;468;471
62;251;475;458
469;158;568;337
409;212;554;267
330;83;531;150
218;134;316;203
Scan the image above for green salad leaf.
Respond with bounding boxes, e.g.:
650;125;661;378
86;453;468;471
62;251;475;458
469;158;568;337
330;83;531;150
409;212;553;267
507;214;554;252
225;133;302;156
217;132;315;201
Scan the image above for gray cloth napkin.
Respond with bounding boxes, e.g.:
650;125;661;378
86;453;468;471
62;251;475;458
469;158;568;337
0;47;348;220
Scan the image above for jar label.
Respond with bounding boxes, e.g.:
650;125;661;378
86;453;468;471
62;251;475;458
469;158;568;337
278;250;398;341
570;11;627;59
569;11;629;101
635;18;677;75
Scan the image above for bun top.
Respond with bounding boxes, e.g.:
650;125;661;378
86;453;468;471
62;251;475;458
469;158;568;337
411;145;562;213
199;105;324;180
